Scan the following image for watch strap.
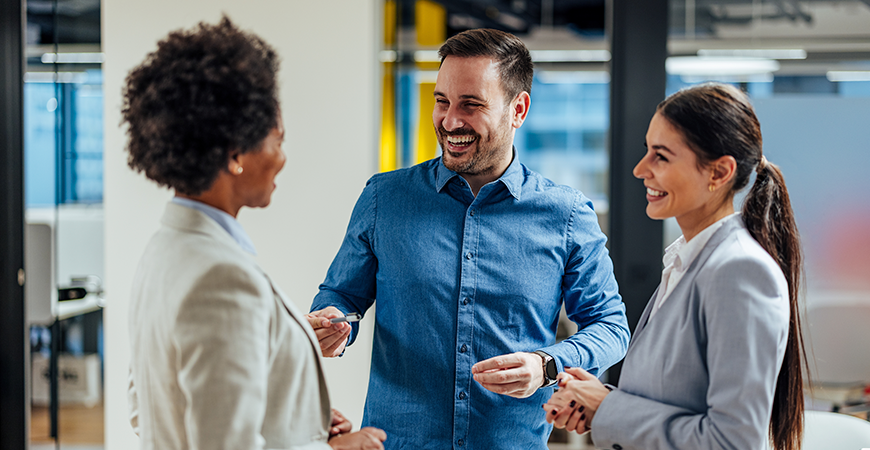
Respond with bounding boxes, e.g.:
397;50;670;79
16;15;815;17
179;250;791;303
533;350;558;388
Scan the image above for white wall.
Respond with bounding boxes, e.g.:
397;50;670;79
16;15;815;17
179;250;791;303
102;2;380;448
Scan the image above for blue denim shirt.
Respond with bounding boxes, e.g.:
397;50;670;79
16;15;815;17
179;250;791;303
311;155;629;449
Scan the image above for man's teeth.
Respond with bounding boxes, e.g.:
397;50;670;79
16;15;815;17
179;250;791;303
447;135;475;145
647;187;666;197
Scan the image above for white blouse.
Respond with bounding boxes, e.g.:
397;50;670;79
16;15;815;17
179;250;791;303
649;213;739;320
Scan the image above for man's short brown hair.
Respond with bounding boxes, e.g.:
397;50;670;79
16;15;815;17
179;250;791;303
438;28;533;103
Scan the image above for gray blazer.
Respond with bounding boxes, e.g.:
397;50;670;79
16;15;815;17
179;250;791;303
591;215;790;450
128;202;332;450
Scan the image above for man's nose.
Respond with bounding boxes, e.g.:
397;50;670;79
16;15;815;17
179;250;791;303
442;107;465;131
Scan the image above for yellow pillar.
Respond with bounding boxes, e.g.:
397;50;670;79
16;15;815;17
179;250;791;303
379;0;398;172
414;0;445;163
415;0;445;46
380;64;397;173
416;82;437;163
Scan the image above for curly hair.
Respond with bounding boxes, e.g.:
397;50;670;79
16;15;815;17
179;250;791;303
122;16;280;195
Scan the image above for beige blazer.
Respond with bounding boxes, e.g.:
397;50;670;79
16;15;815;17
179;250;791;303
128;202;331;450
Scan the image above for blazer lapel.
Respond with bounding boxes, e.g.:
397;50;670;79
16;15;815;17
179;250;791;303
679;214;742;283
262;273;332;429
620;288;658;368
622;215;743;363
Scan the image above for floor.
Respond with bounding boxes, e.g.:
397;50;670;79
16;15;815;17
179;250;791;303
30;402;104;450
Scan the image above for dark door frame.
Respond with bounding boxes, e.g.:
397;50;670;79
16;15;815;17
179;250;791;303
0;0;28;447
607;0;668;382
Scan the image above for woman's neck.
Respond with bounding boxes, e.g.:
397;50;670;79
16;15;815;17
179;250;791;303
678;203;735;242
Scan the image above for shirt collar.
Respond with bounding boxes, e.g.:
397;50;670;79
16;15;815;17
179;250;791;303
670;212;739;272
171;197;258;255
434;147;523;200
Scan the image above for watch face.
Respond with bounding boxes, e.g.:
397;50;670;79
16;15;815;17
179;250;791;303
545;359;558;380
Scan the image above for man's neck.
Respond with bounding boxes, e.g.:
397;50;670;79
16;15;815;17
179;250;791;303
461;149;514;197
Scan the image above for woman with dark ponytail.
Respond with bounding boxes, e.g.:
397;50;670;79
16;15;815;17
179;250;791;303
543;82;805;450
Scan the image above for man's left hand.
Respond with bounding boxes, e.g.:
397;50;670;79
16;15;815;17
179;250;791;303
471;352;544;398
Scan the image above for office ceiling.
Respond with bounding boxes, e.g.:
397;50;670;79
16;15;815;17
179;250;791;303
24;0;870;75
437;0;870;74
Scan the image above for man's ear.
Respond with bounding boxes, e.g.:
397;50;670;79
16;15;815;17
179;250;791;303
709;155;737;190
510;91;531;129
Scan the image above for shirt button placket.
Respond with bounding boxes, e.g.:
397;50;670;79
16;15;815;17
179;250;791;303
454;205;477;450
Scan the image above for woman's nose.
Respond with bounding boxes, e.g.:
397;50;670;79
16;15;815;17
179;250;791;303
632;155;648;179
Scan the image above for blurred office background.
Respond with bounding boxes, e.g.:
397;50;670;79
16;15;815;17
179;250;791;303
3;0;869;449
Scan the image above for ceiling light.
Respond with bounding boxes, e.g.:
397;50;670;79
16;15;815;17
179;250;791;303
826;71;870;82
530;50;611;62
379;50;397;63
414;51;441;63
537;71;610;84
666;56;780;77
697;49;806;60
41;52;104;64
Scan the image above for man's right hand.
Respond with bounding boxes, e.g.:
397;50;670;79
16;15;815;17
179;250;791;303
306;307;352;358
328;427;386;450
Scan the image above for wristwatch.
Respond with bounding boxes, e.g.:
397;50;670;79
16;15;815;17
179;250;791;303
533;350;558;388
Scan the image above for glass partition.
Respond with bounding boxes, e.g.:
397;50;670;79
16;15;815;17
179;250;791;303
666;0;870;417
25;0;105;447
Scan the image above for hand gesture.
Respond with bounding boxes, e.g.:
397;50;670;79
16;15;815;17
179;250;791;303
543;367;610;434
306;307;352;358
471;352;545;399
328;427;386;450
329;409;352;438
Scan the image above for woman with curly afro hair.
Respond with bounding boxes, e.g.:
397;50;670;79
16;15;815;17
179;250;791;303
123;17;386;450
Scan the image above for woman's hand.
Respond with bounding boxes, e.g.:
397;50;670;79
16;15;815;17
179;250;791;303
543;367;610;434
328;427;387;450
329;409;353;437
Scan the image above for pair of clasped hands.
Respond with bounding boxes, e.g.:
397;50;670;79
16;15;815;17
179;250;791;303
542;368;612;435
307;307;611;433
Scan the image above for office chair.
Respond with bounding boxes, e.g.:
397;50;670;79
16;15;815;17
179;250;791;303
803;292;870;416
802;410;870;449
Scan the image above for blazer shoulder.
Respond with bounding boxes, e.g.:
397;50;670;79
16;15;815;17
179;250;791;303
696;228;789;314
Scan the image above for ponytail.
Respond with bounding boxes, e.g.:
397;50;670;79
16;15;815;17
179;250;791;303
742;157;806;450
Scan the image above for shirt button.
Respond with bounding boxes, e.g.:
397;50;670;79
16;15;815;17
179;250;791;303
462;298;469;305
469;210;475;216
460;344;468;353
457;439;464;446
465;252;473;259
459;391;466;400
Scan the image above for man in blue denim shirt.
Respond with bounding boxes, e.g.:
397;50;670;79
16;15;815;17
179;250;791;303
308;28;629;449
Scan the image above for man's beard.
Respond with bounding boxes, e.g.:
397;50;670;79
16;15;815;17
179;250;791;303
438;112;512;176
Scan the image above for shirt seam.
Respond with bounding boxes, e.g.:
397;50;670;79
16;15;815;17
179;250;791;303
565;192;580;259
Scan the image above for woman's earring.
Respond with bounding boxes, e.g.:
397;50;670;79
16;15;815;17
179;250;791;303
708;184;715;192
236;166;244;175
